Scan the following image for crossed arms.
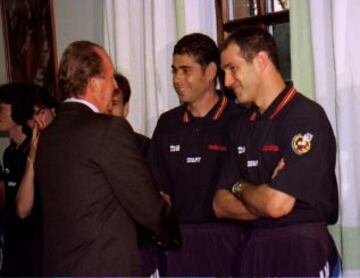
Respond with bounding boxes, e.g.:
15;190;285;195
213;159;296;221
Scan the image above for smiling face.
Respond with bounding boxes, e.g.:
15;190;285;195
172;54;214;105
221;42;261;105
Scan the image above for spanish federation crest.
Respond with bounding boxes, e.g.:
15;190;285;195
291;133;313;155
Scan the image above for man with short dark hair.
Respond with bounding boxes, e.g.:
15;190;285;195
148;33;244;276
35;41;179;276
109;73;150;156
109;73;131;117
213;26;341;277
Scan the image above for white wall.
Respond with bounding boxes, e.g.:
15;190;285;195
54;0;104;60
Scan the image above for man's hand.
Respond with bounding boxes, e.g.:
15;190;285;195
272;158;285;179
213;189;258;220
28;125;40;164
160;191;171;207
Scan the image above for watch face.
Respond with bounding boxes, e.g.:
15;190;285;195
232;181;244;195
232;181;240;193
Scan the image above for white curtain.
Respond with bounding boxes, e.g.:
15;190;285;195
309;0;360;275
103;0;218;136
181;0;217;41
103;0;178;136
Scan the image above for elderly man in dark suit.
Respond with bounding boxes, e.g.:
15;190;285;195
35;41;179;276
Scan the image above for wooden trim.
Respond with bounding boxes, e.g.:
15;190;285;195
257;0;265;16
222;0;229;23
49;0;60;100
0;0;11;81
223;10;289;33
215;0;225;44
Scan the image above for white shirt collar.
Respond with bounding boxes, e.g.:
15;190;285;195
64;97;100;113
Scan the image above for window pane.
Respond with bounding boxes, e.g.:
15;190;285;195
265;0;290;13
274;0;290;11
270;22;291;80
229;0;257;20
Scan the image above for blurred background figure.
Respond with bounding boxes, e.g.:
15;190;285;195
0;164;5;272
108;73;165;276
108;73;150;156
0;83;42;276
16;86;57;220
108;73;130;118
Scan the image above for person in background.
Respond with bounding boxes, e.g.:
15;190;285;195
0;164;5;211
109;72;166;276
213;26;341;277
0;164;5;273
0;83;41;275
0;165;4;210
34;40;180;276
108;72;150;156
147;33;245;276
16;86;57;219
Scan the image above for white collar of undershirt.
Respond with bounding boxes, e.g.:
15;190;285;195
64;97;99;113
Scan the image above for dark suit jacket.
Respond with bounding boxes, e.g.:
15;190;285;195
35;102;177;276
134;132;150;156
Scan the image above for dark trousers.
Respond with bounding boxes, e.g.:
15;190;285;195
237;222;342;277
166;222;245;276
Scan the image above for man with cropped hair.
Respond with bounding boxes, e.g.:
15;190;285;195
148;33;245;276
214;26;341;277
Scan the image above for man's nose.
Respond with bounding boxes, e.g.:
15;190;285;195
224;72;234;88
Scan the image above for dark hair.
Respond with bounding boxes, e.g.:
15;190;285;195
173;33;220;74
0;83;35;136
114;73;131;104
31;85;58;111
58;41;104;99
221;26;281;72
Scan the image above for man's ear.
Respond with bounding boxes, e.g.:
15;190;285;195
206;62;217;81
253;51;269;72
123;102;129;118
88;76;101;94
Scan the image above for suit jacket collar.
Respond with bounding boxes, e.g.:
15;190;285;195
64;98;99;112
58;101;97;114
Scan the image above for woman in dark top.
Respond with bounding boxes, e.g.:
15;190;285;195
0;83;56;276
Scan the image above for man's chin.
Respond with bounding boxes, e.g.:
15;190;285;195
177;95;187;103
235;95;251;106
235;93;244;103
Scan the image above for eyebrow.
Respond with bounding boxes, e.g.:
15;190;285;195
221;62;232;69
171;65;192;70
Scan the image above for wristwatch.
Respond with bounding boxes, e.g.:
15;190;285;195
231;180;245;197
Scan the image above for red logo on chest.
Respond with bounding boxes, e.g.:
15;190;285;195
208;144;227;152
262;144;279;152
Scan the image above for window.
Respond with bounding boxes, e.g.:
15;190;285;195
215;0;290;80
